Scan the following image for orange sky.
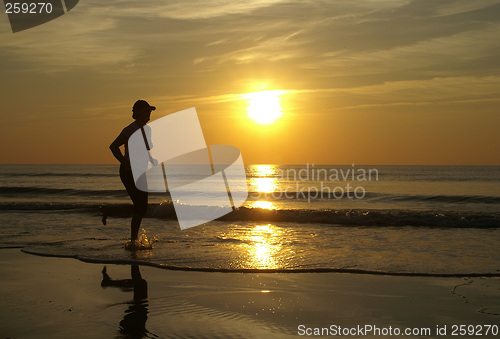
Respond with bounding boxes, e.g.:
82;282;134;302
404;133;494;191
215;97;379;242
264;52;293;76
1;0;499;165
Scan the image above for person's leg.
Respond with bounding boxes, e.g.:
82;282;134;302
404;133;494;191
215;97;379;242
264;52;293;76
120;165;148;241
130;190;148;240
101;266;134;289
131;215;142;240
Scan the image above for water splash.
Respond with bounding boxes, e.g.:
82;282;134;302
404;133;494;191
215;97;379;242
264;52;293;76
125;228;158;250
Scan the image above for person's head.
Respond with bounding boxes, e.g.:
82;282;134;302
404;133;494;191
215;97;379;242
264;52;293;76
132;100;156;123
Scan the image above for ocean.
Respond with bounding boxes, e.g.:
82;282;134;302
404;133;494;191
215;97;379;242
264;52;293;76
1;164;499;276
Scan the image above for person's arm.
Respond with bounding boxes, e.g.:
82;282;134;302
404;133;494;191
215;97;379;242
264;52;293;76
109;133;126;163
141;125;158;166
144;125;153;149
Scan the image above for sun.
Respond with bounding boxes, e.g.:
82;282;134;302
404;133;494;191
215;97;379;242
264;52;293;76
243;90;286;124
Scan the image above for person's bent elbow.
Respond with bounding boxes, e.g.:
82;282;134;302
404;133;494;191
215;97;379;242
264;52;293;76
109;141;118;151
109;142;124;164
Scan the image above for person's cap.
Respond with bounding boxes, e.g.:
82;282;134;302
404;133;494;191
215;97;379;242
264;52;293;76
133;100;156;112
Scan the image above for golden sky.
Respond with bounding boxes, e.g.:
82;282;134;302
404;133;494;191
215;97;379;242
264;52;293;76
1;0;499;164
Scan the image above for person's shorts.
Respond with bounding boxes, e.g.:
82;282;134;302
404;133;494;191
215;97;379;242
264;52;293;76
120;163;148;216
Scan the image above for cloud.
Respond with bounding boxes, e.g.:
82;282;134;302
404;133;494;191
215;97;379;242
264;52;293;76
287;75;500;109
0;0;309;72
143;75;500;113
114;0;290;20
194;30;305;65
275;1;500;81
1;0;499;100
0;3;137;72
302;23;500;78
427;0;500;17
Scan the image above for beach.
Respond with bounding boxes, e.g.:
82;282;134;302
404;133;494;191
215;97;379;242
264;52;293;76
1;248;499;338
1;164;499;337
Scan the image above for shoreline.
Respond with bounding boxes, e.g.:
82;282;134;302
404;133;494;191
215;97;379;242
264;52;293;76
19;247;500;277
1;248;499;338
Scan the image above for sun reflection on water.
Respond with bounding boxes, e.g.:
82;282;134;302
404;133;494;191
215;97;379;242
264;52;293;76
251;164;277;177
246;224;283;269
218;222;298;270
250;177;279;193
249;164;280;194
249;201;276;210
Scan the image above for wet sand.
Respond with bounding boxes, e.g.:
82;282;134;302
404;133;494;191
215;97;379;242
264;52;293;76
0;248;498;338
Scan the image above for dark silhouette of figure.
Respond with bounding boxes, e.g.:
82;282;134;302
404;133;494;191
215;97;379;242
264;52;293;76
101;265;150;338
109;100;156;242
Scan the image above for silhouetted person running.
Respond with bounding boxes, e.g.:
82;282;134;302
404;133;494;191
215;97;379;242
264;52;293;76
110;100;156;244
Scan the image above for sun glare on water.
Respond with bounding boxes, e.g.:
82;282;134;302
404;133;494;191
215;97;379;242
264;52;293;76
243;90;286;124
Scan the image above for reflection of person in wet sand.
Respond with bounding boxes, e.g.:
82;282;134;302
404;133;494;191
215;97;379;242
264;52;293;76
109;100;157;244
101;265;149;338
